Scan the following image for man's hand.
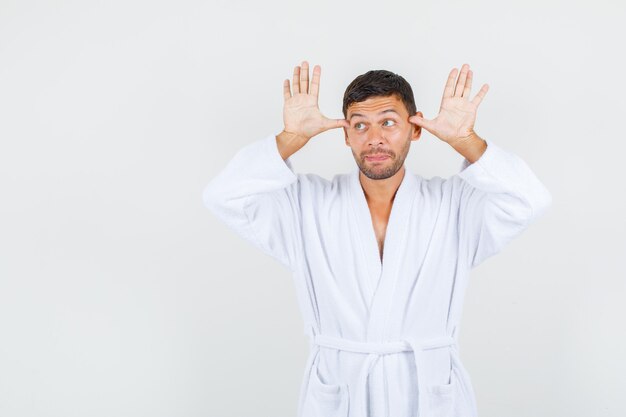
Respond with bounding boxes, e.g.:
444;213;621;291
282;61;350;142
408;63;489;146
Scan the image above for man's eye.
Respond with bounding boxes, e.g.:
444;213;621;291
383;119;396;127
354;122;365;130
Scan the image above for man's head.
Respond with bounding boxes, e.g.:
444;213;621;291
342;70;423;180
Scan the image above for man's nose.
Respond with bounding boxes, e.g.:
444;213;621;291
366;124;386;146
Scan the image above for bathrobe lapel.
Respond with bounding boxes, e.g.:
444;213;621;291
348;166;419;342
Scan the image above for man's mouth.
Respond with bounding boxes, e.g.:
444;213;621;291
365;154;390;161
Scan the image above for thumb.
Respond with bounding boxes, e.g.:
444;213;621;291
409;114;434;131
324;117;350;130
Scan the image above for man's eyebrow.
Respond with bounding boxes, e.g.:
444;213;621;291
349;109;400;120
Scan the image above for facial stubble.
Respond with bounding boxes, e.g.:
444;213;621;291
353;134;412;180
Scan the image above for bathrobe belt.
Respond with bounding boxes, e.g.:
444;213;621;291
312;332;457;417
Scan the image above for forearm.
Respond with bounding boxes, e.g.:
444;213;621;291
455;137;552;267
276;130;309;160
449;133;488;164
202;132;302;270
203;133;298;213
456;136;552;226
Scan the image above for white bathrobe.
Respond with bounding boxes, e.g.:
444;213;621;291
202;130;552;417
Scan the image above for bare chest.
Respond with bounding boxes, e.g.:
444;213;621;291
370;210;391;262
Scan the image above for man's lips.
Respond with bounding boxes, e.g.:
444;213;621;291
365;154;390;161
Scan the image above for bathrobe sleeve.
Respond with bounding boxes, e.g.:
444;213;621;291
455;139;553;268
202;131;302;270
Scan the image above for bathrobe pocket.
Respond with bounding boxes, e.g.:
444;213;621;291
426;365;458;417
302;363;349;417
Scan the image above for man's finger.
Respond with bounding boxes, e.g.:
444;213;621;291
283;79;291;101
463;70;473;98
471;84;489;107
310;65;321;99
292;66;300;94
443;68;458;100
300;61;309;94
454;64;469;97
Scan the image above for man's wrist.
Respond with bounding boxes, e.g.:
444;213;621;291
281;129;309;142
276;130;309;160
449;132;487;164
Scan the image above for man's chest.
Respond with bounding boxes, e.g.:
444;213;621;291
370;209;392;262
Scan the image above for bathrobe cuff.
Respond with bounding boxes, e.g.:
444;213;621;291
455;138;552;221
212;131;299;199
267;128;297;174
453;137;552;268
202;130;303;270
257;129;298;183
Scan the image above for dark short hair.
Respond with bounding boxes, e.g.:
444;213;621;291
342;70;417;118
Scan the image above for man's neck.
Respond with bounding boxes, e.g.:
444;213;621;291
359;166;406;206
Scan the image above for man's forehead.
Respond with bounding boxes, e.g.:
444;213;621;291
347;96;405;118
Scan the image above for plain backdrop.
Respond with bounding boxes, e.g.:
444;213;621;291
1;0;624;416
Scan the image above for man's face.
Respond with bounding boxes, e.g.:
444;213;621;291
344;94;422;180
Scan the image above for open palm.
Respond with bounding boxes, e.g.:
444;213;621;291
409;64;489;144
283;62;349;140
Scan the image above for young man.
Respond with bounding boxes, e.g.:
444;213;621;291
202;61;552;417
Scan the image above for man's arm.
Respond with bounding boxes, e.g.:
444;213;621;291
453;137;552;267
202;60;349;270
202;131;301;269
409;63;552;267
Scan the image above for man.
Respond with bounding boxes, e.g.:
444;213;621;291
202;60;552;417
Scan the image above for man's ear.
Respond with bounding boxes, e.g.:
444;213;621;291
344;127;349;146
411;111;423;141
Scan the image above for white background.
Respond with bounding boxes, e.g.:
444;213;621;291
1;1;624;416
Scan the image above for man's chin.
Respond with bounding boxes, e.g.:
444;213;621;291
359;163;399;180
